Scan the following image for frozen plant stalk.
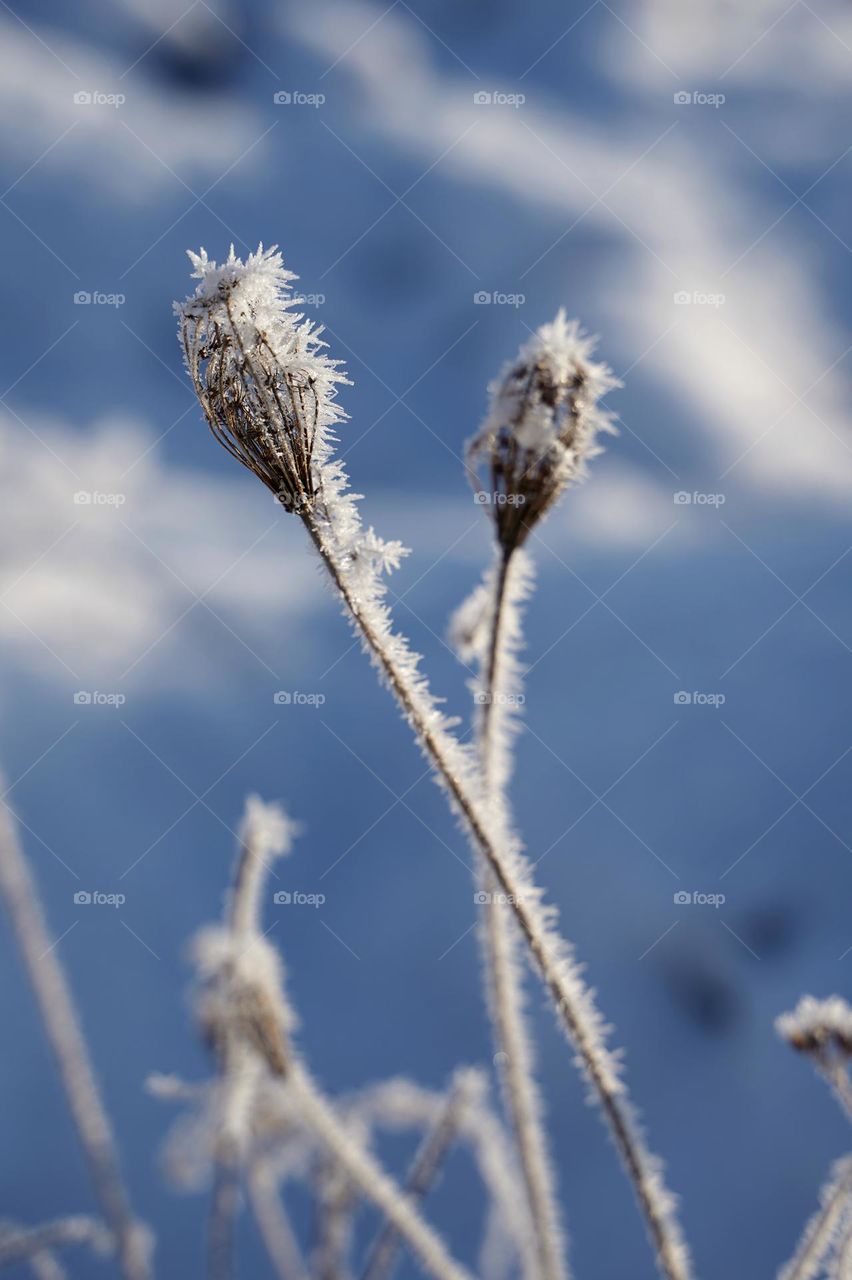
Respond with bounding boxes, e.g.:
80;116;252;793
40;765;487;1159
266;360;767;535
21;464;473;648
176;247;692;1280
0;798;152;1280
189;792;469;1280
456;312;618;1280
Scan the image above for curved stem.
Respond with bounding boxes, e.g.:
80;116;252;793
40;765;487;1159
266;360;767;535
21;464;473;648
361;1080;462;1280
0;802;151;1280
247;1163;309;1280
303;514;689;1280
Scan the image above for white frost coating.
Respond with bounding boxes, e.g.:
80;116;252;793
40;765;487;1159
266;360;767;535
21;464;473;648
176;248;692;1280
481;310;617;472
169;793;468;1280
0;1218;112;1267
464;544;567;1280
777;996;852;1049
778;1158;852;1280
285;1063;471;1280
466;311;618;556
349;1072;535;1279
229;793;298;939
0;799;153;1280
474;548;535;797
829;1216;852;1280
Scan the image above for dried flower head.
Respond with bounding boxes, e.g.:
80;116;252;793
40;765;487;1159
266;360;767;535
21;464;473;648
176;245;349;514
776;995;852;1055
468;311;617;552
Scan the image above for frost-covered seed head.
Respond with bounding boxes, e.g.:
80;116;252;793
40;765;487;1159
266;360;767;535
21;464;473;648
776;995;852;1055
192;926;294;1078
176;245;349;514
468;311;617;552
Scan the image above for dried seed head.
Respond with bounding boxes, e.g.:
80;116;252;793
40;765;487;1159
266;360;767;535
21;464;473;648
468;311;617;553
176;245;349;514
776;995;852;1056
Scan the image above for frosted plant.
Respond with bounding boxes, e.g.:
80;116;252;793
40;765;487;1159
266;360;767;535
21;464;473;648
449;313;618;1280
830;1218;852;1280
776;998;852;1278
176;246;692;1280
0;1217;112;1269
361;1069;479;1280
777;996;852;1122
349;1074;537;1279
157;793;470;1280
776;1158;852;1280
466;311;617;560
0;797;152;1280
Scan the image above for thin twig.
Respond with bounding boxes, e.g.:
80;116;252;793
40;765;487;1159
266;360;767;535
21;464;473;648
0;1217;110;1268
361;1077;464;1280
0;801;151;1280
247;1161;309;1280
779;1158;852;1280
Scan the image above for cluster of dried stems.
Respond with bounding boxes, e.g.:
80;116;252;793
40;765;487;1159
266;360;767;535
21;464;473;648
0;245;844;1280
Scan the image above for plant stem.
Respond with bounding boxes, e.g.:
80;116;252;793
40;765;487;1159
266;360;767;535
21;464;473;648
287;1065;470;1280
303;515;689;1280
247;1162;308;1280
476;546;567;1280
0;801;151;1280
361;1079;463;1280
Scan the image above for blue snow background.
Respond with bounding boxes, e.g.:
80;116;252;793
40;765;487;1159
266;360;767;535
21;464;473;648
0;0;851;1276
